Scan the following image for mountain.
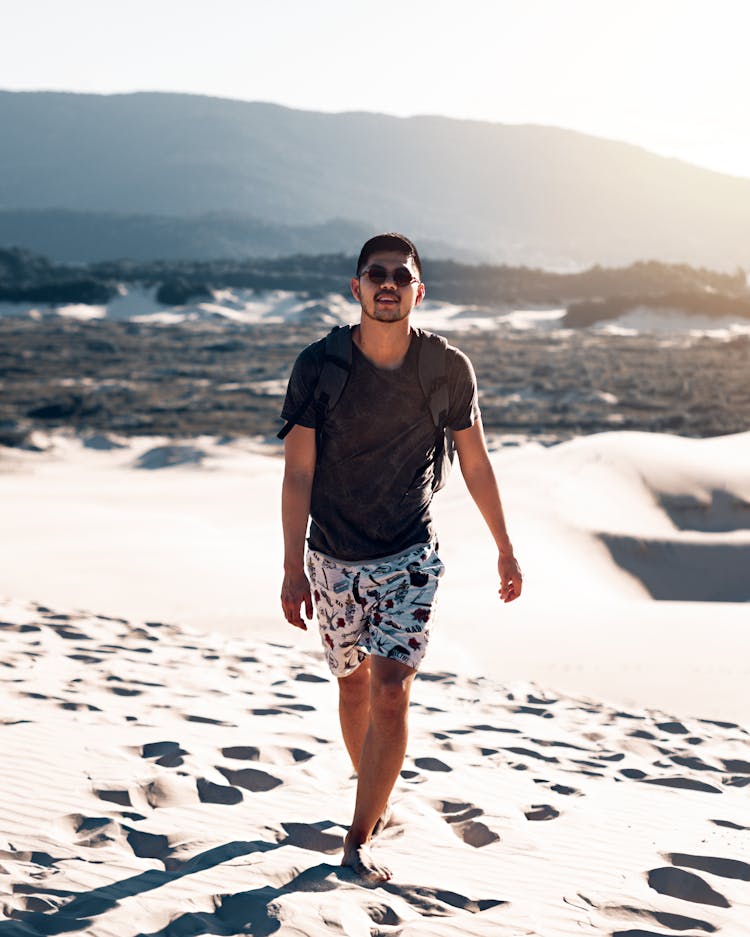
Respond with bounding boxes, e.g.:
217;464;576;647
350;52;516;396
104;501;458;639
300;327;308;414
0;211;471;264
2;90;750;269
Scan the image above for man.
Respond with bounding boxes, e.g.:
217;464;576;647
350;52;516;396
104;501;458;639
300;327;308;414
280;233;522;884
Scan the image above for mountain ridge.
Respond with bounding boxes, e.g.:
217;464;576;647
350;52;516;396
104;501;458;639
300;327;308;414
2;90;749;269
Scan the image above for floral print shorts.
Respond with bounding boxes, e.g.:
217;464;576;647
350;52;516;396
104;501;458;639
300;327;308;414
306;541;445;677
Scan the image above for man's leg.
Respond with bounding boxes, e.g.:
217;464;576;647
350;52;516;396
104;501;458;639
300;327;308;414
337;656;371;771
342;655;416;882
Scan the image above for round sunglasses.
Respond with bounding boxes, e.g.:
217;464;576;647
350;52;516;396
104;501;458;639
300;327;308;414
359;264;420;288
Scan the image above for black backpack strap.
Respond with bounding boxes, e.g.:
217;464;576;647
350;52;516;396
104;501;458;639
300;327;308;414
417;330;454;490
277;325;353;440
417;330;450;431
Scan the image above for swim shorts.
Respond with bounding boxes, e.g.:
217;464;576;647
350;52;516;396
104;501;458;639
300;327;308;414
306;541;445;677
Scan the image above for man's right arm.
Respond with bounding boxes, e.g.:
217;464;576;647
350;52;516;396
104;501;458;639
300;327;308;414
281;424;317;630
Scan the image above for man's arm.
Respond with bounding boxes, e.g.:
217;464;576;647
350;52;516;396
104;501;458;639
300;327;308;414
452;420;523;603
281;424;317;629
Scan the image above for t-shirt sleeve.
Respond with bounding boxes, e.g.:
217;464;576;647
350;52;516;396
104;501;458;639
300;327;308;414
445;346;480;431
280;342;324;428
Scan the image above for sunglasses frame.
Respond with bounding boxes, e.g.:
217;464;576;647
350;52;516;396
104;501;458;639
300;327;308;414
359;264;420;288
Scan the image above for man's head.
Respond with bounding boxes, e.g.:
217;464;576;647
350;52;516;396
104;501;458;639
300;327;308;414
352;233;425;325
356;233;422;280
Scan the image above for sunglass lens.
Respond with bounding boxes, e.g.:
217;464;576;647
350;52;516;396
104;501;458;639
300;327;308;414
393;267;414;287
365;265;387;284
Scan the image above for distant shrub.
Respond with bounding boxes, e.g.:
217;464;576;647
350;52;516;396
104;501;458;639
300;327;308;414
156;278;213;305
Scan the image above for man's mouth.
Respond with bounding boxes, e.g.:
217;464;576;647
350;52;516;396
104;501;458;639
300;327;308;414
376;294;398;303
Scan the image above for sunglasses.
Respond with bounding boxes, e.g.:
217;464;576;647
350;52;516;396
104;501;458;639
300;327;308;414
359;264;420;288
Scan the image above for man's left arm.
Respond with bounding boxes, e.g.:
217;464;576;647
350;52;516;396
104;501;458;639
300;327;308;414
452;420;523;603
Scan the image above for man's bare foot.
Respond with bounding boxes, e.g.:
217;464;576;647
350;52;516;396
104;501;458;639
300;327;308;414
342;837;392;883
371;799;392;837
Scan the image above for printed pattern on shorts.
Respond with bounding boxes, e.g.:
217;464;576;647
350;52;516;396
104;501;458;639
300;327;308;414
306;542;445;677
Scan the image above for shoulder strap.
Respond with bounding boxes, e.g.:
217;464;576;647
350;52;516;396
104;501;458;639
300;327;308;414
277;325;353;440
315;324;353;415
417;330;450;430
417;330;454;491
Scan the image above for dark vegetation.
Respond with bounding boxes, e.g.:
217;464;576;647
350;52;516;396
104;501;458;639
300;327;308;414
1;248;748;316
566;291;750;327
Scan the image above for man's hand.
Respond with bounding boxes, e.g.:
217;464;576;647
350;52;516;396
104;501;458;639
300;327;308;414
281;568;313;630
498;552;523;603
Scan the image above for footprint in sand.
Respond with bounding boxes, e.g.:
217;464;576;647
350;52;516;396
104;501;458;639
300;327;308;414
278;821;344;854
533;778;582;796
294;672;330;683
197;778;243;804
184;714;236;726
222;745;260;760
217;766;283;792
64;814;121;848
711;818;750;831
572;892;718;935
640;775;723;794
414;756;452;772
438;800;501;847
667;852;750;882
647;866;730;908
0;622;40;632
524;803;560;821
384;883;506;915
504;745;560;765
140;740;188;767
94;788;132;807
52;625;90;640
221;745;313;765
125;828;171;861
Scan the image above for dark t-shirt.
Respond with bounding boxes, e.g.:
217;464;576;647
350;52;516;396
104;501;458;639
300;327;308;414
281;327;480;561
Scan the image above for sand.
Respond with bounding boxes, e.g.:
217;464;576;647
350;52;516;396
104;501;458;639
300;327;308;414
1;429;749;934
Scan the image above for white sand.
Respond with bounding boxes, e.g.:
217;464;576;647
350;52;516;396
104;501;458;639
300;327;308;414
1;429;749;935
1;430;748;721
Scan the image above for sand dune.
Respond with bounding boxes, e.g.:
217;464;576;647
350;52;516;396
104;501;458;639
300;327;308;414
1;600;748;936
1;429;749;933
1;429;749;723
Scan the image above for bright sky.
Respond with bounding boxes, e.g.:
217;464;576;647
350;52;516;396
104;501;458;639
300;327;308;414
3;0;750;178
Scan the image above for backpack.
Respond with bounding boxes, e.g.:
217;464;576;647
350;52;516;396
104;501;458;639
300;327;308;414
278;325;455;491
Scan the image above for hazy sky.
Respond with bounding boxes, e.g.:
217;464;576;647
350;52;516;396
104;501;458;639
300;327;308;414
3;0;749;178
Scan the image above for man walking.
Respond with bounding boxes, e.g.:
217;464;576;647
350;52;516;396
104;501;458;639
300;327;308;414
280;233;522;883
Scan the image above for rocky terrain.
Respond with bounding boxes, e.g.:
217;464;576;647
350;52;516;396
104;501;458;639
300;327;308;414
2;318;748;448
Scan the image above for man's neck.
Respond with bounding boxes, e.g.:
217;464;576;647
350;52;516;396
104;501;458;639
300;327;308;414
353;318;412;370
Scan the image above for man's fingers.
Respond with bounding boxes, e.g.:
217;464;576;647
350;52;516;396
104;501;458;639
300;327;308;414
285;606;307;630
499;572;522;602
281;594;309;629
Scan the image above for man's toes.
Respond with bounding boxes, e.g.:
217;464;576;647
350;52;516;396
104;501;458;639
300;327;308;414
342;844;392;883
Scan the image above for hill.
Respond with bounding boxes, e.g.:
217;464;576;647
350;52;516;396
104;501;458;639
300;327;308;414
2;91;750;268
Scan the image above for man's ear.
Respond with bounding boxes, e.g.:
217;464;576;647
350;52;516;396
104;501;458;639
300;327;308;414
414;282;426;306
350;276;361;302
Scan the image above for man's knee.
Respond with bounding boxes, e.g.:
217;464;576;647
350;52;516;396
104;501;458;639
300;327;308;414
370;658;415;716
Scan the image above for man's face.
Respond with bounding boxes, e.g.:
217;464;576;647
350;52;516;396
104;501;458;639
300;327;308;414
350;250;425;324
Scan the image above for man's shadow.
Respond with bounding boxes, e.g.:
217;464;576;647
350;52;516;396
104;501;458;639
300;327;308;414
1;820;505;935
0;824;344;937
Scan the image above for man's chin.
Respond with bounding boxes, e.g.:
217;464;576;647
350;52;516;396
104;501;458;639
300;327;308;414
365;307;409;323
